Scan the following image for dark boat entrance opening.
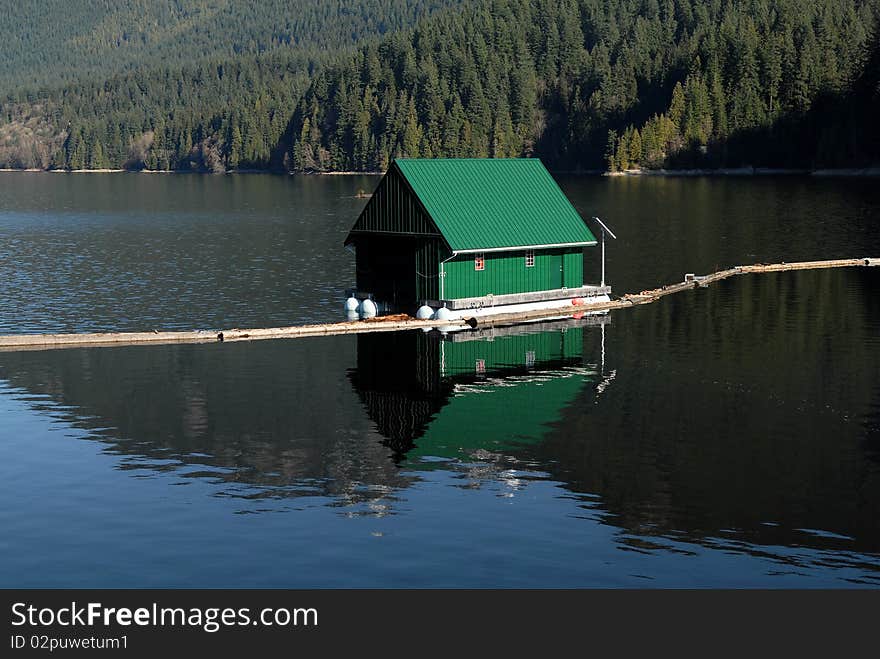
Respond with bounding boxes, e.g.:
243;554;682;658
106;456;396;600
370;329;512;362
352;235;444;312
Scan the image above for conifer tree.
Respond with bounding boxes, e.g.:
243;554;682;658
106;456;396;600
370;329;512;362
628;128;642;166
605;129;618;172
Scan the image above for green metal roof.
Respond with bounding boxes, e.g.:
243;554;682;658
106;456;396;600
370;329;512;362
393;158;596;253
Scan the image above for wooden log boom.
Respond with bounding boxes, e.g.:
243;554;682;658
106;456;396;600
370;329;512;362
0;257;875;351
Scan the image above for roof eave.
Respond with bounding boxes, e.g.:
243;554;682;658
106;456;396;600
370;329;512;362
452;241;597;255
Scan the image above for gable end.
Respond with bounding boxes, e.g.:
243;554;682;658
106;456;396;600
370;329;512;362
345;163;445;244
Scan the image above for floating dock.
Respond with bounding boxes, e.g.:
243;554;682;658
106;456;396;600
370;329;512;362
0;257;876;352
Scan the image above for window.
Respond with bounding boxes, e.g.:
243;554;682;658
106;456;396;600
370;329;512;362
525;250;535;267
474;253;485;271
475;359;486;375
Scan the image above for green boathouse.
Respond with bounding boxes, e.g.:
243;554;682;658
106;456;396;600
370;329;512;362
344;158;610;319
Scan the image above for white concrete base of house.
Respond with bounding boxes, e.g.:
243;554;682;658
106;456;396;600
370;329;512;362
431;293;612;321
345;285;612;323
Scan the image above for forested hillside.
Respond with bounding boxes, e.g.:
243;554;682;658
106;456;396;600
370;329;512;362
289;0;880;172
1;0;877;172
0;0;459;170
0;0;453;90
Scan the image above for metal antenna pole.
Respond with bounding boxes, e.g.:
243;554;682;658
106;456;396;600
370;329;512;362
592;217;616;289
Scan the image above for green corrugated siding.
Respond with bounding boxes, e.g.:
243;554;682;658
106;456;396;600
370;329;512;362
563;249;583;288
394;159;596;252
443;247;583;299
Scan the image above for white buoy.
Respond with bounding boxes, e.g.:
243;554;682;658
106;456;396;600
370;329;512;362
433;306;452;321
359;298;378;318
345;310;360;322
416;305;435;320
344;296;359;313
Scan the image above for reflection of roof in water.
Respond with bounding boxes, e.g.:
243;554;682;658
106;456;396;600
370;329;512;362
349;320;599;460
406;367;596;463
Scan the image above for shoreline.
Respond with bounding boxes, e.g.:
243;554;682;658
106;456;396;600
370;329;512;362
316;170;384;175
604;166;880;177
2;166;879;177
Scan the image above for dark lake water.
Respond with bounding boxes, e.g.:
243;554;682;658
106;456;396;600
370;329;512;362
0;172;878;587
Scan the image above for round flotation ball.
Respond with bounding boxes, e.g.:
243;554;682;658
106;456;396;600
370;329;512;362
433;306;452;321
344;296;359;313
359;298;378;318
345;310;360;322
416;305;435;320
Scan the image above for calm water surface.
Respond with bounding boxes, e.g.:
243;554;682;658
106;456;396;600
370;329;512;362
0;172;878;587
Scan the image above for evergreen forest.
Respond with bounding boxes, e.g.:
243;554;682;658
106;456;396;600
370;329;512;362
1;0;878;173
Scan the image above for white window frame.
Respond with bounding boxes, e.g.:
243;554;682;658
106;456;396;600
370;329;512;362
474;252;485;271
525;249;535;267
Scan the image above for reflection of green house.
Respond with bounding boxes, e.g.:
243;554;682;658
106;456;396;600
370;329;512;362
438;323;586;378
345;159;610;318
349;321;600;462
